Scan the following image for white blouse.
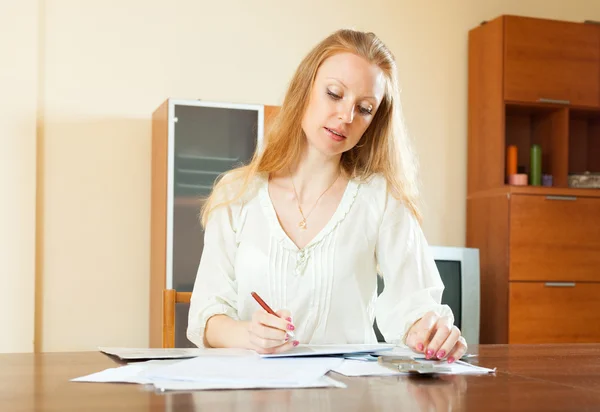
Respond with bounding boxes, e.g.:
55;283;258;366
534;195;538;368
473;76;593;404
187;173;453;348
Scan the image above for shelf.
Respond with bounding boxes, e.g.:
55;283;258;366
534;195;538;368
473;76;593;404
507;185;600;198
569;108;600;175
468;185;600;199
504;103;568;187
468;15;600;345
505;100;600;112
174;196;204;207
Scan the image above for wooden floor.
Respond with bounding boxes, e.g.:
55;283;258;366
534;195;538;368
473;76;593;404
2;344;600;411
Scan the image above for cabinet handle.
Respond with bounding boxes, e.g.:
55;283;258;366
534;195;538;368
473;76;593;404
546;195;577;201
544;282;576;287
537;98;570;105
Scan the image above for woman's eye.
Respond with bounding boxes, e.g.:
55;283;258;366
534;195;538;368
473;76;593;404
327;90;341;100
327;89;372;115
359;106;373;115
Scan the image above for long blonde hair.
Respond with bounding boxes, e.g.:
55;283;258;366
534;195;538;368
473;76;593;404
201;28;421;226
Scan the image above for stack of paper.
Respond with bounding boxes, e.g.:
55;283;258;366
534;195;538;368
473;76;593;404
73;348;348;391
71;359;180;385
146;356;345;391
259;343;395;358
332;359;495;376
72;344;495;391
98;347;253;360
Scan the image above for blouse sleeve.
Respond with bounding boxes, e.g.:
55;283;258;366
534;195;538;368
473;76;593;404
374;191;454;345
186;199;240;348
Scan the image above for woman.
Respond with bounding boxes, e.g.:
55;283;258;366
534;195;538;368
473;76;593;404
187;28;467;363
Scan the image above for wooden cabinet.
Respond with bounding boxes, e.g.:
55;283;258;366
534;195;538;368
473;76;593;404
150;99;279;348
468;15;600;344
468;190;600;344
504;16;600;107
509;195;600;282
509;282;600;343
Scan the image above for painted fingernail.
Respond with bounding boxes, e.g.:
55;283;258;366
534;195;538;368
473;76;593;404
293;340;299;347
287;324;295;331
417;343;424;351
286;317;292;322
437;350;446;359
426;349;434;359
284;335;289;341
448;357;455;363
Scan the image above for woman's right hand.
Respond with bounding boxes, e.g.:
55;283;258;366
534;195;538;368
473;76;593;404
246;309;298;354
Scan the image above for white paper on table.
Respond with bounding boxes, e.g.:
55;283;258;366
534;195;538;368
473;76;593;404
332;359;495;376
371;346;420;357
434;360;496;375
152;375;347;391
341;346;420;361
98;347;254;360
370;346;481;362
333;360;406;376
71;359;183;384
145;355;344;385
259;344;395;358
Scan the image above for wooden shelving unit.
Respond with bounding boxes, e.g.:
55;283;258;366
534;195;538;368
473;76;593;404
467;15;600;344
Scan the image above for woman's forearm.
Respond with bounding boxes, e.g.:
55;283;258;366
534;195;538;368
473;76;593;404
204;314;250;348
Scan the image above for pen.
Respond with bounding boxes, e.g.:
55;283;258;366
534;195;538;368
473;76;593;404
250;291;295;339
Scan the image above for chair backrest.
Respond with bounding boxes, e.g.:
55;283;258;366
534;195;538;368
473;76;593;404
162;289;192;348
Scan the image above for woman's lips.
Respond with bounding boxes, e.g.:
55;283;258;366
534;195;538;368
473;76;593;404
324;127;346;142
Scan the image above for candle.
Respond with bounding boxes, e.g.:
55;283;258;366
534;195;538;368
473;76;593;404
506;145;518;180
530;144;542;186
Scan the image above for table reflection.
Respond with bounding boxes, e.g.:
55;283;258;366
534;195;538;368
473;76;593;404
157;374;468;412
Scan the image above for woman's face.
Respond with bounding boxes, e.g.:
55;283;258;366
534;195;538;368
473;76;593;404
301;52;386;158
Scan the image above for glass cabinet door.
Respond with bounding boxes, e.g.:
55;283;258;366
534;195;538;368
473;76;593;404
169;101;263;347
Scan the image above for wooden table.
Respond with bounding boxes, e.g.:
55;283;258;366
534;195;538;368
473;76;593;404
2;344;600;411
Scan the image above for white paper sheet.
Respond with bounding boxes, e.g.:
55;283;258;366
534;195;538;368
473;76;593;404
98;347;254;360
71;360;183;384
332;359;495;376
73;356;346;391
434;360;496;375
259;343;395;358
339;346;420;361
145;355;344;385
152;375;347;391
371;346;421;357
333;360;405;376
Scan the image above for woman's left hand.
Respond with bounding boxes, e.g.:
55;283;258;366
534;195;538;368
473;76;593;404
404;311;467;363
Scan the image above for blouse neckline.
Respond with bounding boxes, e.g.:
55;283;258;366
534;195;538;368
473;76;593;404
257;172;360;253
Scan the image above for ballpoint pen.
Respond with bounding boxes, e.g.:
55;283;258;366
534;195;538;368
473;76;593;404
250;291;295;339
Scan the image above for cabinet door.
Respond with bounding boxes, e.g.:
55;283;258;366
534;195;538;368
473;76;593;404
509;194;600;282
504;16;600;107
509;282;600;343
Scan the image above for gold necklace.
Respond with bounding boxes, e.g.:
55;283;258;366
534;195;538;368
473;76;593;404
289;168;341;230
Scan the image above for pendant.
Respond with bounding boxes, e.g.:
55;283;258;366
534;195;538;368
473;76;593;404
298;219;307;230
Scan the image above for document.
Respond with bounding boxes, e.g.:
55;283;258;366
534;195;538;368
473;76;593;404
259;343;395;358
98;347;253;360
74;353;347;391
333;359;405;376
72;358;347;390
73;345;493;391
144;355;344;385
332;359;495;376
72;360;180;384
151;376;346;391
99;344;396;361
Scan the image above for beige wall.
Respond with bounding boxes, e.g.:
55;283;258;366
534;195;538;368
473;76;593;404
3;0;600;352
0;1;38;353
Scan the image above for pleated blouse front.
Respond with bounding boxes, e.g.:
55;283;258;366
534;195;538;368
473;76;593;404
187;173;453;348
